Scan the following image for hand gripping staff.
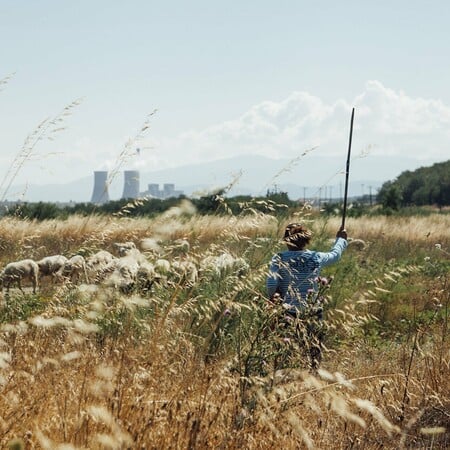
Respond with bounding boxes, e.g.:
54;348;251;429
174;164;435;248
341;108;355;230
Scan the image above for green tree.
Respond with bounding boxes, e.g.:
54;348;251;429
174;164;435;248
378;160;450;209
378;181;403;210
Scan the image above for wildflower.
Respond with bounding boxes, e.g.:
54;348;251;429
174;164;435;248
223;308;232;317
435;243;442;250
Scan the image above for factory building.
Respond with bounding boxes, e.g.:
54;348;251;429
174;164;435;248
142;182;184;199
90;171;183;203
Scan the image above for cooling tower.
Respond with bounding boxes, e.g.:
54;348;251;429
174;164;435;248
122;170;140;199
91;171;110;204
163;183;175;198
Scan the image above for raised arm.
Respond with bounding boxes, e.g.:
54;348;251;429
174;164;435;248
317;228;348;268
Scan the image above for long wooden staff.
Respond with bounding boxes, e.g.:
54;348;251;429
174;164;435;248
341;108;355;229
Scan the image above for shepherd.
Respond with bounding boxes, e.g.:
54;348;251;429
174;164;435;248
266;223;348;369
266;108;354;370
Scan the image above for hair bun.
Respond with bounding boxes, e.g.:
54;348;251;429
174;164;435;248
283;224;312;248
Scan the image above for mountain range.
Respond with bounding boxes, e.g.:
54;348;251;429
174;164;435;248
5;154;423;203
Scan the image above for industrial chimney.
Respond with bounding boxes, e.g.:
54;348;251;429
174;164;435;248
91;171;110;204
122;170;140;199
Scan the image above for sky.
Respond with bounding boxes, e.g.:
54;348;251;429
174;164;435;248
1;0;449;198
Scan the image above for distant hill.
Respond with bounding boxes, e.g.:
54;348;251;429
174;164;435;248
377;160;450;208
5;153;429;203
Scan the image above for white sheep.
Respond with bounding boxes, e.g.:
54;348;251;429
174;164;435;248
86;250;117;282
113;241;149;265
200;252;249;278
113;241;137;257
86;250;116;267
110;241;160;293
58;255;89;284
36;255;68;282
171;259;198;286
0;259;39;294
103;256;140;293
113;242;161;293
136;261;158;293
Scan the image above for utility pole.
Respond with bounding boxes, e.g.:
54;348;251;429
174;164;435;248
369;186;373;206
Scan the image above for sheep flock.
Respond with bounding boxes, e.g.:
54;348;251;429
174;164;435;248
0;238;249;297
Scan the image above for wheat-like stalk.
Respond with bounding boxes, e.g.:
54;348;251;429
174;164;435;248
0;98;82;202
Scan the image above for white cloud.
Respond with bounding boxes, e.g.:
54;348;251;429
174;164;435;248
7;80;449;187
137;80;450;168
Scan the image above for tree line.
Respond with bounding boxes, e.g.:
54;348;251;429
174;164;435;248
1;190;295;221
377;160;450;211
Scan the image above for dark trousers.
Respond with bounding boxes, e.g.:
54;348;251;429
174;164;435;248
280;306;324;370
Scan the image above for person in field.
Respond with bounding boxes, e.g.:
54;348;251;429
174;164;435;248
266;223;348;369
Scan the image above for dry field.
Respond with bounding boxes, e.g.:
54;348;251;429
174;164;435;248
0;209;448;449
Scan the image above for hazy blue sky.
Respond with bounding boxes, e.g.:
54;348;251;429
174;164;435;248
1;0;449;195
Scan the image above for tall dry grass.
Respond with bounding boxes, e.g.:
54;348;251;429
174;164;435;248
0;211;448;448
327;215;450;244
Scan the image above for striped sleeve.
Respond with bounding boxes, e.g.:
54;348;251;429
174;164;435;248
316;237;348;268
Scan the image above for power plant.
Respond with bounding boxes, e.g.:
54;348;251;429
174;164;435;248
91;171;183;203
144;183;183;199
122;170;140;199
90;171;110;204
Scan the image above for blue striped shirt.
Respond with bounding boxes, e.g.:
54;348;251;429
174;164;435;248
266;237;347;311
